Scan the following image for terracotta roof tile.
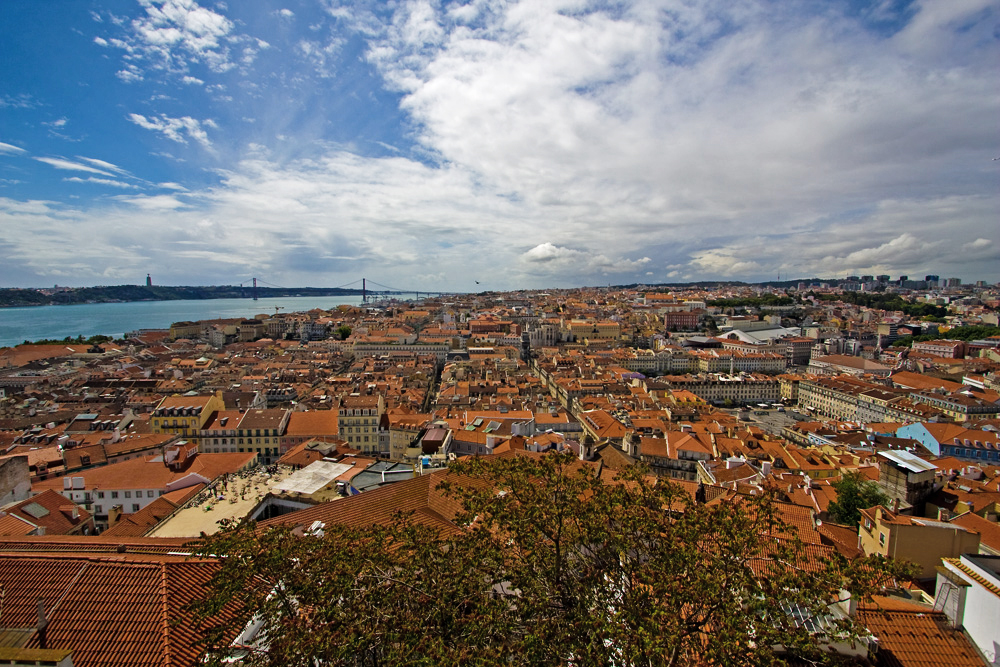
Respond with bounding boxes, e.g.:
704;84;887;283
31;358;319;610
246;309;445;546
0;544;230;667
858;607;988;667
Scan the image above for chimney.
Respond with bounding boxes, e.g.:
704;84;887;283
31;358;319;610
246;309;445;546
37;597;48;649
891;497;900;514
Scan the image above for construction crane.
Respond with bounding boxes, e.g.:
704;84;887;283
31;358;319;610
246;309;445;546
274;306;284;316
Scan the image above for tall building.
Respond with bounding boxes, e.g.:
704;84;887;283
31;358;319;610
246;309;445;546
146;273;152;286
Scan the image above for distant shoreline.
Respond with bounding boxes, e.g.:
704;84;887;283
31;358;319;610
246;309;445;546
0;285;371;308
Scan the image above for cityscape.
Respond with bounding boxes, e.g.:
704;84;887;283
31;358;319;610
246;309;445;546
2;0;999;665
0;276;998;664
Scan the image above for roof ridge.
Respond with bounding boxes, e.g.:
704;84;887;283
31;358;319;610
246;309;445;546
45;560;90;620
161;562;171;667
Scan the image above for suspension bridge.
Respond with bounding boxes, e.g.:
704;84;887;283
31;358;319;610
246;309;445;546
237;277;452;302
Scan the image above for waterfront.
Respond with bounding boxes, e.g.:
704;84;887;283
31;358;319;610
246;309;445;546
0;295;415;348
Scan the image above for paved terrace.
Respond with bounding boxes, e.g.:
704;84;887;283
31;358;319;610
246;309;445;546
148;465;298;538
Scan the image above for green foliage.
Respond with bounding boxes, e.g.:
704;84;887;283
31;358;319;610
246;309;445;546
191;454;914;667
826;471;890;527
706;294;795;309
811;292;948;319
19;334;113;346
335;325;353;340
892;325;1000;348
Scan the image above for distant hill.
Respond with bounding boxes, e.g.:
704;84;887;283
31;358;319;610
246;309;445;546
0;285;366;308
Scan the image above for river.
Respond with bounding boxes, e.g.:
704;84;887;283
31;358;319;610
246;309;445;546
0;295;422;348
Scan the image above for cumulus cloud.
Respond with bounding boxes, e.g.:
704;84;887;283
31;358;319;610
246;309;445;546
520;243;652;277
128;113;215;148
101;0;258;80
4;0;998;288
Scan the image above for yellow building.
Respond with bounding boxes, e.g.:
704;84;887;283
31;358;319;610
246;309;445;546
150;392;225;439
568;320;621;341
858;506;980;579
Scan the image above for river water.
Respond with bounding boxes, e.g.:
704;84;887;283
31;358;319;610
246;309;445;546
0;295;418;348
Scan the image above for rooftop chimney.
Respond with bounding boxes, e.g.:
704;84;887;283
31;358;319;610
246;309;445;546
37;597;48;649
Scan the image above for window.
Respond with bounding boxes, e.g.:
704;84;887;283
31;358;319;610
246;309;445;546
97;491;105;499
879;532;886;548
146;490;154;498
124;491;131;498
132;504;140;512
111;491;119;499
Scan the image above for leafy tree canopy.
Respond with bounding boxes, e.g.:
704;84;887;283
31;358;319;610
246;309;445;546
893;325;1000;348
826;471;891;527
811;292;948;319
191;453;913;667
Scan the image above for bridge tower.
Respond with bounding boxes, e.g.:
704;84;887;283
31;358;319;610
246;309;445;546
253;277;258;301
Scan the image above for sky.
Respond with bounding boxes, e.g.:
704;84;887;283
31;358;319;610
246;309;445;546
1;0;998;292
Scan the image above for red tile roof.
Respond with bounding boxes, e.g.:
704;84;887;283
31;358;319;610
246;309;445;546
858;606;988;667
0;540;230;667
0;489;91;535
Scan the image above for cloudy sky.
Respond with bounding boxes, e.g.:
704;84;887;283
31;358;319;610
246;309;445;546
1;0;998;291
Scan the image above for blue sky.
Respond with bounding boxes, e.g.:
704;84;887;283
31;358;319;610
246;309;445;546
1;0;998;291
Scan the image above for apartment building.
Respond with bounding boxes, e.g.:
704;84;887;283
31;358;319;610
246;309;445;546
338;394;386;456
150;392;226;440
859;505;980;579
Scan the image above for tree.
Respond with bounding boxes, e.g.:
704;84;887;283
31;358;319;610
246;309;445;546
826;471;891;527
191;453;913;666
335;325;352;340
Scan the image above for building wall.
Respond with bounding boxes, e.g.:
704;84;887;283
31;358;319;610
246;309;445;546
0;455;31;506
860;509;981;579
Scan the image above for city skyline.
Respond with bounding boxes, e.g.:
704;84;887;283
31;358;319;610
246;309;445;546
1;0;998;291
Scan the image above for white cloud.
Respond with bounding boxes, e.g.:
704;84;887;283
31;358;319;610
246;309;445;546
964;238;992;251
34;157;115;176
520;243;652;277
65;177;138;189
93;36;108;46
0;94;37;109
277;8;294;19
114;194;188;210
181;75;204;85
523;243;578;263
297;38;345;77
101;0;258;81
4;0;998;289
116;65;144;83
128;113;215;148
134;0;236;71
75;156;130;175
0;142;26;155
